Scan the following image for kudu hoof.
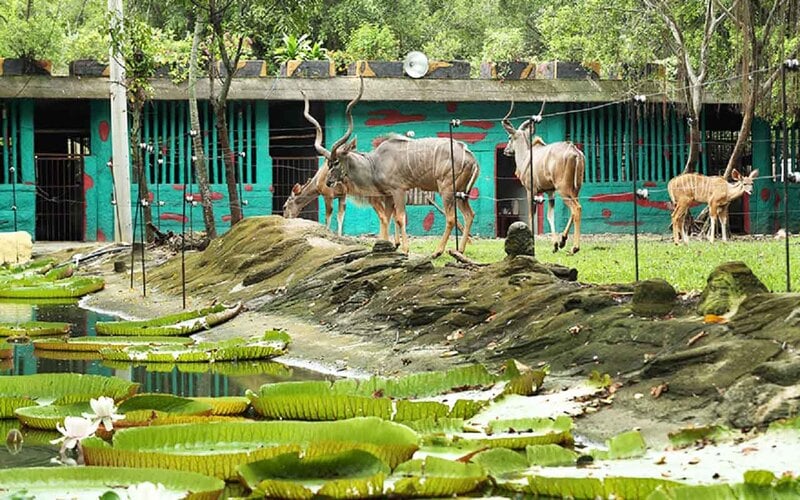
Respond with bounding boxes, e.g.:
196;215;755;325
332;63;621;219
559;235;568;249
431;251;443;259
570;246;580;255
552;243;560;253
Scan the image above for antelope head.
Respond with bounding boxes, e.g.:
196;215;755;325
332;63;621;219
731;169;758;196
323;77;364;187
282;182;306;218
502;99;545;157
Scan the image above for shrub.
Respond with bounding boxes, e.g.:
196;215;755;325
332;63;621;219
344;23;399;61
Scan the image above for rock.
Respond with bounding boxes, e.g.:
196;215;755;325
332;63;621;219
631;279;676;316
504;222;534;257
697;261;768;316
372;239;397;254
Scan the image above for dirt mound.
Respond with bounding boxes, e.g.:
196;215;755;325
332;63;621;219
147;216;800;430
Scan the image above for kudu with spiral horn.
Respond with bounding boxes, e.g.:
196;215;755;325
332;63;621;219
299;85;399;242
501;100;585;254
318;78;480;257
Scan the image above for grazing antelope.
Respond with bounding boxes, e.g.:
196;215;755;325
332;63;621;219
668;169;758;244
501;101;585;254
305;79;480;257
282;166;347;235
300;91;401;245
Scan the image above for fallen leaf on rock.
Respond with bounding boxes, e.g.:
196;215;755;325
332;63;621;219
654;456;666;465
486;341;498;351
634;393;644;399
446;330;465;341
703;314;727;324
687;330;707;346
567;324;583;335
440;350;459;358
688;457;700;465
650;383;669;398
741;446;758;455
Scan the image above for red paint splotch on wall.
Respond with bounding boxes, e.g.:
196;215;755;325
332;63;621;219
190;192;223;202
469;188;479;200
461;120;494;130
365;110;425;126
760;188;771;202
83;173;94;193
372;137;387;148
244;184;253;192
98;121;110;142
97;229;106;242
161;213;188;223
435;132;487;144
222;214;232;222
422;211;435;231
147;192;154;202
172;184;185;191
446;102;457;113
643;181;657;187
589;192;672;211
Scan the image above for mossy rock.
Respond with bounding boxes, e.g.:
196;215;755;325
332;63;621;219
697;261;768;316
504;222;535;257
631;279;676;316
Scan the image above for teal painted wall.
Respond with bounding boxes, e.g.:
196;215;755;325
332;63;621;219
0;100;35;236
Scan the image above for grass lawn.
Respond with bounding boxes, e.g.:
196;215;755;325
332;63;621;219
407;234;800;293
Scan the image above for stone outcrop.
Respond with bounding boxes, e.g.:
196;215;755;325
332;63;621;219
631;279;677;316
697;261;768;315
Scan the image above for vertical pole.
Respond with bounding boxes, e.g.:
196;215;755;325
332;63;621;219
140;199;147;297
449;119;461;252
529;115;536;257
130;194;139;289
632;96;645;282
10;165;17;232
108;0;133;242
181;185;187;309
781;59;791;292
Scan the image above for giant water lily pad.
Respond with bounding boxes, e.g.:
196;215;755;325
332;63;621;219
33;336;194;352
191;396;250;416
0;466;224;499
101;359;294;377
82;417;420;480
0;373;139;418
0;276;105;299
387;456;488;497
248;364;522;421
95;303;242;336
238;450;390;498
117;394;214;424
0;321;71;337
98;331;288;363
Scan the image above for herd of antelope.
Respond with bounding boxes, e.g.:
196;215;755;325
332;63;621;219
283;79;760;254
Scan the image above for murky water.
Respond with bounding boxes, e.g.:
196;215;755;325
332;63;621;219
0;300;334;468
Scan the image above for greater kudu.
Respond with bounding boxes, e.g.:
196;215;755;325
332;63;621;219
667;169;758;244
502;101;585;254
300;88;400;244
306;79;480;257
282;166;347;236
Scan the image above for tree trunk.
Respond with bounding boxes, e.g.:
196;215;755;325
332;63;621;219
683;83;703;174
130;101;153;241
214;104;243;225
188;19;216;238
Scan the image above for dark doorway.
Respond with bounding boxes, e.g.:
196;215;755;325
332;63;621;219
34;100;90;241
269;100;326;221
495;145;530;237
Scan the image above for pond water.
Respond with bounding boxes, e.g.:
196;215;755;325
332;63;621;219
0;300;333;469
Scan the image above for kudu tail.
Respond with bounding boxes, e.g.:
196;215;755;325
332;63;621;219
572;145;585;192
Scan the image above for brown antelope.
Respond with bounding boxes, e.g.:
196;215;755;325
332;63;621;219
306;79;480;257
282;166;347;236
300;90;401;245
668;169;758;244
501;101;585;254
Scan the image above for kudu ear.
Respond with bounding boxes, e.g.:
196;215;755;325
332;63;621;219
344;138;357;152
291;183;302;194
731;169;741;180
749;169;759;179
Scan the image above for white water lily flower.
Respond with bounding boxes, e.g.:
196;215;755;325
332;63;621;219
126;482;183;500
51;416;99;450
82;396;125;431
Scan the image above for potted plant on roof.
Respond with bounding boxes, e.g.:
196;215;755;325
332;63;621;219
345;23;404;77
478;29;536;80
0;5;60;75
277;34;334;78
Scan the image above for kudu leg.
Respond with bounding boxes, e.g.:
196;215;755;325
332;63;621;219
336;195;346;237
323;196;334;231
562;196;582;254
719;206;729;242
708;204;718;243
393;193;410;254
433;194;456;258
369;196;392;242
671;203;688;244
546;198;560;252
456;198;475;254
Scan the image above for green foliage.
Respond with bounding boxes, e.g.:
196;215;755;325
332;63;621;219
0;1;64;62
272;33;311;64
345;23;399;61
480;28;529;62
